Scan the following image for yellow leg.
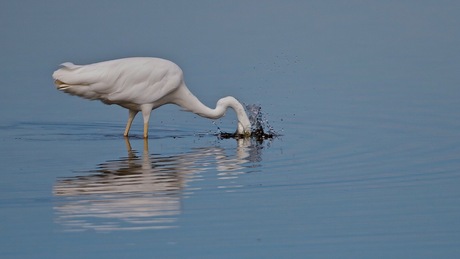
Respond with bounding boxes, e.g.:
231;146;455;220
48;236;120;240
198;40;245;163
143;122;149;138
124;110;138;137
140;104;153;139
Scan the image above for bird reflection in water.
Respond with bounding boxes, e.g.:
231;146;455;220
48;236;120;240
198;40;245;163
53;137;263;232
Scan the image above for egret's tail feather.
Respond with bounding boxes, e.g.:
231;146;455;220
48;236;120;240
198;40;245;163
52;62;103;100
59;62;80;69
52;61;100;87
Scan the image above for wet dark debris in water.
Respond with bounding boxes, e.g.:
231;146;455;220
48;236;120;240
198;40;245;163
217;104;278;142
218;127;275;142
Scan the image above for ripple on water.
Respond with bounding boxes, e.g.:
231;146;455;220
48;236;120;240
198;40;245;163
268;111;460;194
4;121;212;141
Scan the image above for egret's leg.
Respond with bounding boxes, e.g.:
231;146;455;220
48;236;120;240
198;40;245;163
124;110;138;137
143;123;149;139
141;105;154;138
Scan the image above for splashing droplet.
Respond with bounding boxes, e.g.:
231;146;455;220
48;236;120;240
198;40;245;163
246;104;262;131
245;104;277;140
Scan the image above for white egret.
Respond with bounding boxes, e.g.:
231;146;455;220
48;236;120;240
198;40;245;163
52;57;251;138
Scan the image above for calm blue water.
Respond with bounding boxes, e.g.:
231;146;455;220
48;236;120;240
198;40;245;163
1;1;460;258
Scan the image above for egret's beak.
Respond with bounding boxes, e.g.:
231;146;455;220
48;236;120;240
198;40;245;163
237;122;251;137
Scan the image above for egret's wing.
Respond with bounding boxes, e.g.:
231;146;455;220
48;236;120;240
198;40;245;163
105;59;183;104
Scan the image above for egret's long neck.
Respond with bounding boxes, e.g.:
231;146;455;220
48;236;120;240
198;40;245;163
172;84;251;135
172;85;225;119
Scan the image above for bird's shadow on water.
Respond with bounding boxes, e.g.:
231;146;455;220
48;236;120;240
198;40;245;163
53;135;269;232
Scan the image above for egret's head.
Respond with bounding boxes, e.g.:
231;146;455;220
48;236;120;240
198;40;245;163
236;111;251;137
217;96;252;137
237;121;251;137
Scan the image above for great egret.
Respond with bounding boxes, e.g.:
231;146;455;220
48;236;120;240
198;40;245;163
52;57;251;138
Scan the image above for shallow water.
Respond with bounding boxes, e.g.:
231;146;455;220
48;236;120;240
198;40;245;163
2;89;460;257
2;1;460;258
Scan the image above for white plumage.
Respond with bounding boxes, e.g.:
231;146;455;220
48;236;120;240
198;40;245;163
52;57;251;138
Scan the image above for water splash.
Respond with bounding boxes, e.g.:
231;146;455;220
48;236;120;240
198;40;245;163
246;104;277;135
219;104;278;141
